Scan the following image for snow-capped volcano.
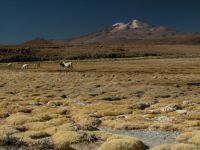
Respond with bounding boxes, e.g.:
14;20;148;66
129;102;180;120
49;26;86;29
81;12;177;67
67;19;177;43
129;19;149;29
112;20;150;31
112;22;128;30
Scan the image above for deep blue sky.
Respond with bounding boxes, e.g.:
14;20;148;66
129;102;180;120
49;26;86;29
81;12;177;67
1;0;200;44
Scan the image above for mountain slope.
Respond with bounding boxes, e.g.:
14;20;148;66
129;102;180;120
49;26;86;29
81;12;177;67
23;38;54;46
67;19;177;43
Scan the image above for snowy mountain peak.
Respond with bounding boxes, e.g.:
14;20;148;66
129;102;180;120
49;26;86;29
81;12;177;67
129;19;150;29
112;19;150;32
68;19;176;43
112;22;128;31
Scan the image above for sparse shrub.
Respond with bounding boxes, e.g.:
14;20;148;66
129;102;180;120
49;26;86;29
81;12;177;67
31;138;54;150
155;94;171;99
93;131;113;140
80;132;98;142
135;90;145;98
102;96;125;101
132;102;150;110
0;112;10;118
78;117;101;131
0;135;28;148
61;94;67;99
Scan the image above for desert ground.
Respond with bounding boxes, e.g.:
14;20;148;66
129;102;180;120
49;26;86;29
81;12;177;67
0;58;200;150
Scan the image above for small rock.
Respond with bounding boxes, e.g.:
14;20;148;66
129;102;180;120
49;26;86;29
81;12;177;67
175;84;181;88
187;82;200;86
30;102;44;106
182;100;196;107
80;132;98;142
77;102;87;106
0;112;10;118
60;94;67;99
161;104;182;113
55;108;68;115
157;116;173;123
116;115;126;119
153;76;158;79
146;110;161;115
18;108;32;113
133;102;150;110
156;95;171;99
176;110;187;114
47;101;62;107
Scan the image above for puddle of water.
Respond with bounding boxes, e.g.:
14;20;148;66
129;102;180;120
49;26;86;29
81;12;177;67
100;128;180;148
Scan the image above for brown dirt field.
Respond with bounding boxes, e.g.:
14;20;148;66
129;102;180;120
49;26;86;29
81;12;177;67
0;58;200;149
2;43;200;62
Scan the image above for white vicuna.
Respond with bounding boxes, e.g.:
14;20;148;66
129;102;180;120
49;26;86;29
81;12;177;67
21;64;28;70
59;61;73;70
7;63;13;68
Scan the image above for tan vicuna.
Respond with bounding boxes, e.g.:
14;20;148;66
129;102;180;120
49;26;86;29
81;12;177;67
33;62;41;69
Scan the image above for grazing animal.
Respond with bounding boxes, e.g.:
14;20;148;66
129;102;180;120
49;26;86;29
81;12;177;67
33;63;40;69
21;64;28;70
7;63;13;68
59;61;73;70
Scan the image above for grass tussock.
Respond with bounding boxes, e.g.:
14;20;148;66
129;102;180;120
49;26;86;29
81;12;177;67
52;131;82;148
102;120;149;130
93;131;113;140
98;135;148;150
77;117;101;130
13;130;50;140
176;131;200;145
24;121;52;131
44;123;77;136
185;120;200;127
6;113;40;125
150;143;199;150
0;125;19;135
187;112;200;120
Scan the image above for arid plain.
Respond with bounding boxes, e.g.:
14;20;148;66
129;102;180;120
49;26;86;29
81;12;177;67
0;58;200;150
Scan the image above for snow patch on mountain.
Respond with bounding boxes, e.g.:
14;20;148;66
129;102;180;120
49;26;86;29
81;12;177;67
112;19;151;32
129;20;149;29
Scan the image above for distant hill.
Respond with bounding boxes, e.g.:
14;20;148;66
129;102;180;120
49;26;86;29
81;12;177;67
1;19;200;62
65;19;176;43
22;38;54;46
63;19;200;44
